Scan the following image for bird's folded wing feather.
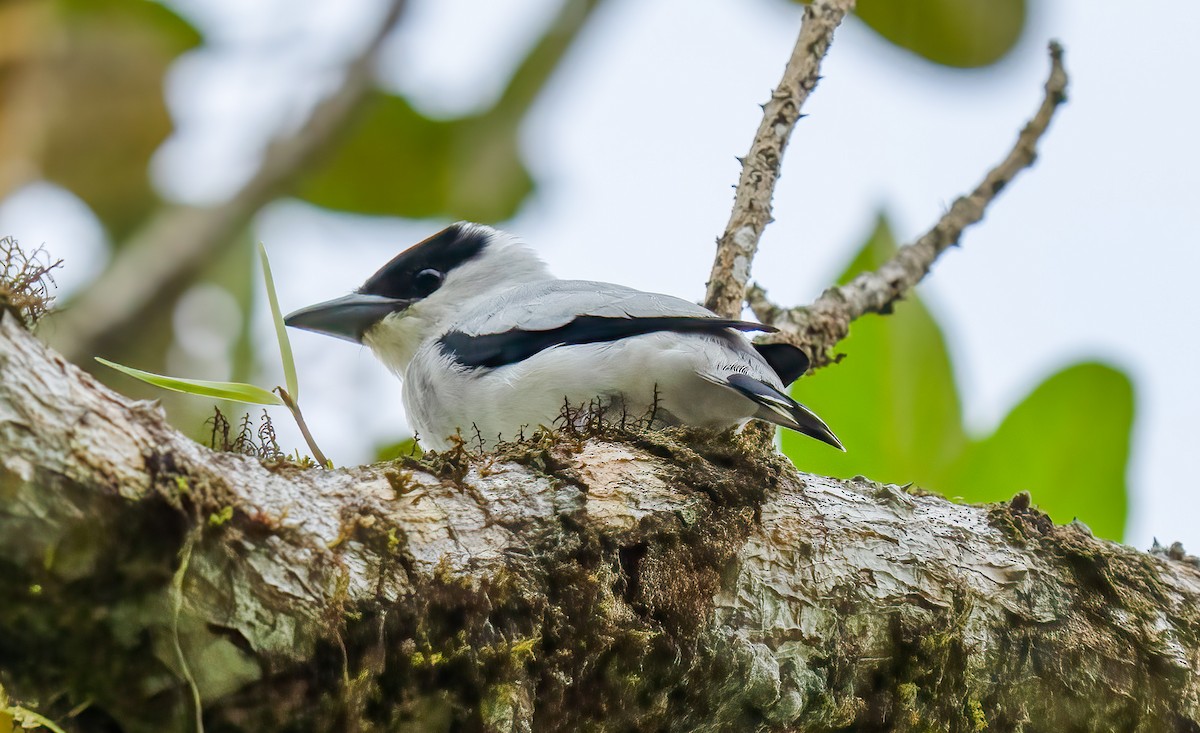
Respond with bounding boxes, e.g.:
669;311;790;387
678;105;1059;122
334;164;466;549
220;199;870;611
440;281;775;369
455;280;733;334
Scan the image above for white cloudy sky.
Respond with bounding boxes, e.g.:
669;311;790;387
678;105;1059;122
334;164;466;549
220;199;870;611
2;0;1196;551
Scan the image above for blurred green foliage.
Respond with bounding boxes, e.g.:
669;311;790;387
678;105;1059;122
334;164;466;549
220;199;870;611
376;436;423;462
793;0;1025;67
783;218;1133;539
948;363;1132;539
854;0;1025;67
298;0;599;221
1;0;1033;252
39;0;201;239
298;94;532;223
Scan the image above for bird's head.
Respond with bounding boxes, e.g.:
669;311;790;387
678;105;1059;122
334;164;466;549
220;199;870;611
284;222;550;371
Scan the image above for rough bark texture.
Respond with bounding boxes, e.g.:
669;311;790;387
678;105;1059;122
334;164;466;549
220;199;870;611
4;313;1200;732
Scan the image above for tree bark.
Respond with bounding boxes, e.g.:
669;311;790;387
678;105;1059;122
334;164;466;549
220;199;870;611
2;313;1199;732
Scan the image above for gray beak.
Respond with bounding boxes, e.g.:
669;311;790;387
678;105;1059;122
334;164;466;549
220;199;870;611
284;293;411;343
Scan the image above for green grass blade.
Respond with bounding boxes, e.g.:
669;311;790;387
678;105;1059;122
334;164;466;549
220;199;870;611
258;242;299;400
96;357;284;406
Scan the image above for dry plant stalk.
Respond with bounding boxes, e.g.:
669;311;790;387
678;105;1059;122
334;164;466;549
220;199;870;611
0;236;62;327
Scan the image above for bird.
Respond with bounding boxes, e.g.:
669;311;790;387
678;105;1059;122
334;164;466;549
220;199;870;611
284;222;842;453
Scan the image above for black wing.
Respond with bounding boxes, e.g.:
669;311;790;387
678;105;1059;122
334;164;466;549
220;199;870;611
723;374;842;450
440;315;774;370
752;343;811;385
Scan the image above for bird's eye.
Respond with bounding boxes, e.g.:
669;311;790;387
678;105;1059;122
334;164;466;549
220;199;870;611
413;268;444;297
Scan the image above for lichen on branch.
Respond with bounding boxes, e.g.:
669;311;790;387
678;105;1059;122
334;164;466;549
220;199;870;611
0;236;62;328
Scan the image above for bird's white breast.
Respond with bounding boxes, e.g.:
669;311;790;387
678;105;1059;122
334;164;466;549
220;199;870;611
403;330;776;450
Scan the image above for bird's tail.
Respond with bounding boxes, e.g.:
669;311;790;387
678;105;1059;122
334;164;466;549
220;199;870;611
717;373;843;450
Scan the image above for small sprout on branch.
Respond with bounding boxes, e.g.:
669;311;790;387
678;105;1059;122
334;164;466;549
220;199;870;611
258;241;299;400
96;243;330;466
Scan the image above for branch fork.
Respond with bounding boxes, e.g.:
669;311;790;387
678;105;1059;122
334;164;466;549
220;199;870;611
725;36;1068;369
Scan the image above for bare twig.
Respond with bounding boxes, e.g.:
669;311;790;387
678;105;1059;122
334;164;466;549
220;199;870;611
751;41;1069;369
704;0;854;319
49;0;410;362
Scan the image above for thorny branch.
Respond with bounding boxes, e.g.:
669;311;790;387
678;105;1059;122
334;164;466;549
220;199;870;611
48;0;410;362
749;42;1070;369
704;0;855;320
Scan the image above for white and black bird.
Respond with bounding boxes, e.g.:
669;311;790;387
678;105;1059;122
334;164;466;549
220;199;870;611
284;222;841;452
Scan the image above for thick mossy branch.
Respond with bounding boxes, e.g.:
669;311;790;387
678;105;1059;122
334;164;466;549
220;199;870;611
2;314;1200;732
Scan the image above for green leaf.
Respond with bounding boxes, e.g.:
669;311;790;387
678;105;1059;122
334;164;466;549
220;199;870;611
783;216;968;483
855;0;1025;67
57;0;204;49
947;364;1133;540
258;242;298;399
297;94;532;222
787;0;1025;68
296;0;601;222
375;436;423;462
95;357;283;406
780;214;1134;541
